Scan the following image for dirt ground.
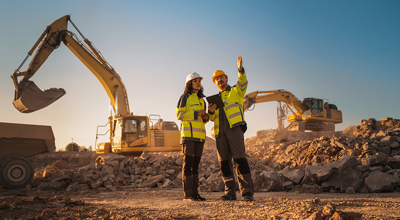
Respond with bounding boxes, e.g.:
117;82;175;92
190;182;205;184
1;188;400;220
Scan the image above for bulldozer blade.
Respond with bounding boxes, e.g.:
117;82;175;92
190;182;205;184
13;81;66;113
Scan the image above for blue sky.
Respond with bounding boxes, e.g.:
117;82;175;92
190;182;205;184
0;0;399;150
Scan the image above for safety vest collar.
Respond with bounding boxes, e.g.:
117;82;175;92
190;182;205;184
190;91;205;98
219;85;232;94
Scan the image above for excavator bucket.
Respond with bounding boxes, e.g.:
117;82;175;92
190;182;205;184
13;81;66;113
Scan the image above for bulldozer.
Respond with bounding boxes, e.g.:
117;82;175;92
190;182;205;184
10;15;180;154
243;89;342;132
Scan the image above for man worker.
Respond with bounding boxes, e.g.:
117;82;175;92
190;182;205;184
208;56;254;201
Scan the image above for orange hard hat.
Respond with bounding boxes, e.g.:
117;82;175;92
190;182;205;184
212;70;228;83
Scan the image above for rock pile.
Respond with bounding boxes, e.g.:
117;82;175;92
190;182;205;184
246;117;400;193
31;138;222;193
29;117;400;194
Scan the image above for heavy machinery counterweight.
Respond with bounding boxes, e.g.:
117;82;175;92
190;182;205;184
11;15;180;154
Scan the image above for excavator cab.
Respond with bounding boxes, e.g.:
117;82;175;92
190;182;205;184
302;98;323;116
99;114;180;154
123;116;148;147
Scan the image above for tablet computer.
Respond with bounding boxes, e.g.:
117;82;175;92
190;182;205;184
206;94;224;109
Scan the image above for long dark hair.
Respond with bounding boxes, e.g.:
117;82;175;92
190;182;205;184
184;80;205;97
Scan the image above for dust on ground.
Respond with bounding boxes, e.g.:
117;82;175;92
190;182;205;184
1;188;400;219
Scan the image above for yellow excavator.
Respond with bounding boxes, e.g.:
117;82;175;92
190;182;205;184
11;15;180;154
243;89;342;132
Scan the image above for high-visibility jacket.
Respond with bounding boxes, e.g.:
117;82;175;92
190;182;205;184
209;71;248;138
176;92;207;142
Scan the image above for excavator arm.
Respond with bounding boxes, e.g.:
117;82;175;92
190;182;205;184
61;32;130;116
11;15;130;116
11;16;69;113
243;89;305;121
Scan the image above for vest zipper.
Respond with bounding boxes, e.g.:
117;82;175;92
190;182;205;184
189;122;193;137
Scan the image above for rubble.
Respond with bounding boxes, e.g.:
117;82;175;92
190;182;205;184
26;117;400;194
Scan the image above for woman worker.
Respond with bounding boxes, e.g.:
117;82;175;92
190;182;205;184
176;72;209;201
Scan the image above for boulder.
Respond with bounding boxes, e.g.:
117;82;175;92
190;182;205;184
252;170;283;192
388;156;400;169
365;171;397;192
302;163;336;185
279;167;304;185
142;174;165;188
321;168;363;192
380;136;392;146
199;172;224;192
361;153;388;167
160;178;173;189
330;155;359;171
393;170;400;188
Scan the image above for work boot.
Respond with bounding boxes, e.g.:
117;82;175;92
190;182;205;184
194;194;206;201
183;195;196;201
219;194;237;201
243;192;254;202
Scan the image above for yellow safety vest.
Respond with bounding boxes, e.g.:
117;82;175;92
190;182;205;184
209;71;248;138
176;92;207;142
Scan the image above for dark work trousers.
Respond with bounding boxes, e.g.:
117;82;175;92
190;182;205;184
182;140;204;197
216;110;254;197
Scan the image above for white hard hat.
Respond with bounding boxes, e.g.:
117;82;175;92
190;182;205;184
186;72;203;83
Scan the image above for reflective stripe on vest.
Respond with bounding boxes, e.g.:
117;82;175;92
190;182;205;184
225;103;244;126
177;111;185;120
237;80;248;92
228;111;242;119
182;126;202;133
225;103;241;110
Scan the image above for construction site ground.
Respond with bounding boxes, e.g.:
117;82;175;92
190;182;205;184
1;187;400;219
2;118;400;219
